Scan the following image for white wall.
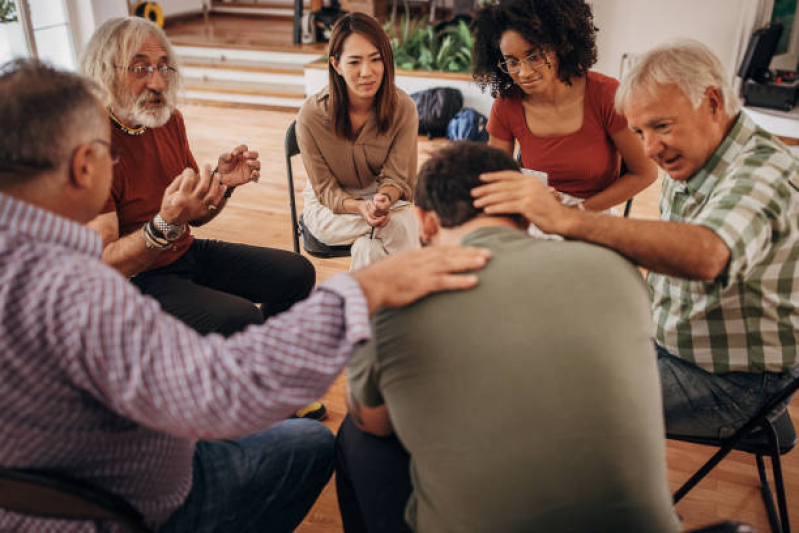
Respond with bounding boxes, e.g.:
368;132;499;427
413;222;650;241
591;0;761;79
66;0;128;55
160;0;205;17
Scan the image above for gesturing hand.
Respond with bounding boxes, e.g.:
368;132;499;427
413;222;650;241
159;165;223;225
217;145;260;187
351;246;491;314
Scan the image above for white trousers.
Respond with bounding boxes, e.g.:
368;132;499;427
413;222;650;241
302;183;419;271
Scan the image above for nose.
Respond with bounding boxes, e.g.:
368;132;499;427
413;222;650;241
642;132;663;160
146;69;168;91
360;61;374;78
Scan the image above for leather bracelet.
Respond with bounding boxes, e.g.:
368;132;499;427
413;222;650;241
223;185;235;199
142;223;169;250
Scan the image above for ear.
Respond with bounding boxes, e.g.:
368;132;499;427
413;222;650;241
705;86;724;119
414;206;440;245
330;57;342;77
69;143;100;191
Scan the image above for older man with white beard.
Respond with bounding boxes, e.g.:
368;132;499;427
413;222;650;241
82;17;328;419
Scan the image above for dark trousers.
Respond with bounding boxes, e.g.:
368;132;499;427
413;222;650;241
132;239;315;337
335;415;412;533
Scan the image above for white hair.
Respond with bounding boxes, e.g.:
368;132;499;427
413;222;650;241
616;39;740;118
80;17;180;114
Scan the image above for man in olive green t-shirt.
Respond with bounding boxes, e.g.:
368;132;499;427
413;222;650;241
337;142;680;533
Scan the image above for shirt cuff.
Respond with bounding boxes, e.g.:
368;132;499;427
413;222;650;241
318;274;372;347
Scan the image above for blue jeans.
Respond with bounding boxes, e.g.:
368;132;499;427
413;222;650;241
159;419;334;532
657;344;794;440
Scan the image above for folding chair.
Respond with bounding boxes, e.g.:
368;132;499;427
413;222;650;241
285;120;352;258
0;468;151;532
669;374;799;533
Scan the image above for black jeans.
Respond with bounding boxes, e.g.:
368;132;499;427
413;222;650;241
335;414;412;533
132;239;315;337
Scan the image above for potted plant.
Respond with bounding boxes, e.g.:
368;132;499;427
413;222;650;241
384;13;474;73
0;0;26;63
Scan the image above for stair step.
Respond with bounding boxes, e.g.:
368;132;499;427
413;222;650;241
211;2;295;18
181;57;303;74
184;77;305;97
182;65;305;87
174;44;322;67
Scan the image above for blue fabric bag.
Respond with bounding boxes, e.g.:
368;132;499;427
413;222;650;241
446;107;489;142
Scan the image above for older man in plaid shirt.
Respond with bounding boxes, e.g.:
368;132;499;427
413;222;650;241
472;40;798;440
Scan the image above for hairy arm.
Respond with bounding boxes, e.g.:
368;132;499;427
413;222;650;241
473;171;729;280
87;212;164;278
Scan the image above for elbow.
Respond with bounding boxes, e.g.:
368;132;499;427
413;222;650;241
694;238;731;281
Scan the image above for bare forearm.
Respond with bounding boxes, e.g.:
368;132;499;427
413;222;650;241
101;229;165;278
581;172;658;212
558;210;730;280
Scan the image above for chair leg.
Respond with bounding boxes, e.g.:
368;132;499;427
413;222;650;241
673;443;736;504
757;453;783;533
764;420;791;533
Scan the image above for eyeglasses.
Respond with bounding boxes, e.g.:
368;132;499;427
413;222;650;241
497;52;549;75
115;64;176;80
85;139;121;165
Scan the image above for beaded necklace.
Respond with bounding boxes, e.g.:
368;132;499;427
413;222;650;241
108;110;146;136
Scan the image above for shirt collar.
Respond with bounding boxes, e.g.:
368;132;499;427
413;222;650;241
0;192;103;258
669;112;754;199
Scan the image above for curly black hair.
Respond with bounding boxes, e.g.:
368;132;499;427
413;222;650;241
472;0;598;99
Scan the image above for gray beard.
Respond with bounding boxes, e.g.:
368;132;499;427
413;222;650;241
130;100;173;129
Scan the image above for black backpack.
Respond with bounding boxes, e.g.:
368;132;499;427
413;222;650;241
410;87;463;139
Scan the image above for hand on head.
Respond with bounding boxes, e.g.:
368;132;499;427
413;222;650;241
217;145;260;187
351;246;492;314
159;165;223;224
471;170;571;234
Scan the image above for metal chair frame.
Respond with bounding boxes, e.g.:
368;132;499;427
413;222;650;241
669;375;799;533
285;120;352;258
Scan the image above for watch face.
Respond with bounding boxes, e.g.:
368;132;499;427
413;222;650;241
164;226;182;241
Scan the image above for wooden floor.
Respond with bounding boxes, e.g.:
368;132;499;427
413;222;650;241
166;12;327;51
181;102;799;532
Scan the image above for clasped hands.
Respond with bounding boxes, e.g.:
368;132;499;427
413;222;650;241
358;193;392;228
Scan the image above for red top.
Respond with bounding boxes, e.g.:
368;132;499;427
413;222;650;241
487;71;628;198
102;111;198;270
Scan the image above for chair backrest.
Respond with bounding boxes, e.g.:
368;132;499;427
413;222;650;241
0;468;150;532
285;120;302;254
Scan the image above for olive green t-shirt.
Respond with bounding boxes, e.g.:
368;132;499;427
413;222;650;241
347;226;680;533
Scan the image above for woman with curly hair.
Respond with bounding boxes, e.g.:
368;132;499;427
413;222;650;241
473;0;656;214
296;13;419;270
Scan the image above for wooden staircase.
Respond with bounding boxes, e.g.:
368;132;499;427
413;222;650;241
175;43;322;110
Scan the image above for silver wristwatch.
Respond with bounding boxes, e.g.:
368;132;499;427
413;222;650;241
153;214;186;242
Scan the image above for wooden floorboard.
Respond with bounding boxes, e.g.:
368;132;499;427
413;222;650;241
181;101;798;532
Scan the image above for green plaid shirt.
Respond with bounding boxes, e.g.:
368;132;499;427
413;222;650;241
649;112;799;373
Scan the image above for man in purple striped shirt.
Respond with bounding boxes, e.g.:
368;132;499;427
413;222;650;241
0;60;490;532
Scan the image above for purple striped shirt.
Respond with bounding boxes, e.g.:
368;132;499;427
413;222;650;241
0;192;370;530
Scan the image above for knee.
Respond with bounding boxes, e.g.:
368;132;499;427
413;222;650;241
285;419;335;477
216;303;264;337
291;254;316;297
